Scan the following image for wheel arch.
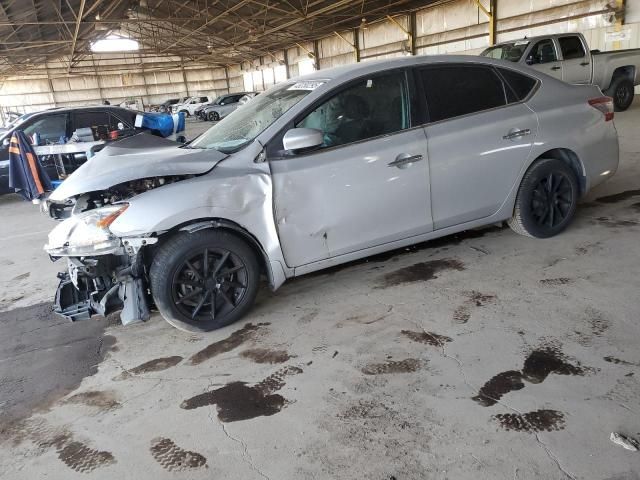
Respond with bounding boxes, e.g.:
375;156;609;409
153;217;283;290
612;65;636;84
529;148;586;197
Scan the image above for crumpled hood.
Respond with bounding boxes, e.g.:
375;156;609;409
49;133;227;201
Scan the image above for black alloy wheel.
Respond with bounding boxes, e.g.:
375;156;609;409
150;230;260;332
509;158;578;238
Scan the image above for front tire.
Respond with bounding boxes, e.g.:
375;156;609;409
606;77;634;112
208;111;220;122
179;109;190;117
508;158;578;238
149;230;260;332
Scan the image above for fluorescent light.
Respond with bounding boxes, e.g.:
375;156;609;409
91;35;139;52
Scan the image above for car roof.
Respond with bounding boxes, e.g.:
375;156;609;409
491;32;583;48
295;54;543;83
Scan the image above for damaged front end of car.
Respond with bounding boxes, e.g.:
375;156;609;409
44;200;158;325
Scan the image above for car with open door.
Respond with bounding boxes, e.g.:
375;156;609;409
44;55;618;332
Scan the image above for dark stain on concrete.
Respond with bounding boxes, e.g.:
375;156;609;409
540;277;574;286
596;189;640;204
593;216;639;228
521;347;586;383
0;302;115;429
362;358;421;375
63;390;120;410
630;202;640;212
493;409;566;432
452;290;496;324
240;348;292;364
3;418;115;473
379;259;465;287
473;346;587;406
58;440;116;473
11;272;30;281
604;356;639;367
189;322;269;365
128;356;183;375
472;370;525;407
401;329;452;347
150;437;207;471
180;366;302;422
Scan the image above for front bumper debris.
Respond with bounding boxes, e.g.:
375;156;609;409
53;253;150;326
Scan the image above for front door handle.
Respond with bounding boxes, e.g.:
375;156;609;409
388;153;423;168
580;61;590;66
503;129;531;140
551;66;561;71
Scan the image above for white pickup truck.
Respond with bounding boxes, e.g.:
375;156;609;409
481;32;640;111
171;95;213;117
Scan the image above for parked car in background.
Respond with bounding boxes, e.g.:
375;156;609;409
159;97;187;113
194;93;249;120
201;92;256;121
481;32;640;111
0;106;154;195
172;96;213;116
44;55;618;332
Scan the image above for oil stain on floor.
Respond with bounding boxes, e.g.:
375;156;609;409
379;258;465;288
401;330;452;347
596;189;640;203
3;418;115;473
493;409;566;432
240;348;293;364
189;322;270;365
362;358;422;375
62;390;120;410
473;345;587;406
113;355;184;381
452;290;496;324
180;366;303;422
149;437;207;471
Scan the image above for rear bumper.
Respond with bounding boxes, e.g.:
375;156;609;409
53;254;150;325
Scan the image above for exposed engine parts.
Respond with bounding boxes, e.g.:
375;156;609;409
47;175;191;219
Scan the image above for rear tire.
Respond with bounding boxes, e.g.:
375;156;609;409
149;230;260;332
606;77;634;112
508;158;579;238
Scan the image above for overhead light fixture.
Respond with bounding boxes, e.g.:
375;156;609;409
91;35;139;52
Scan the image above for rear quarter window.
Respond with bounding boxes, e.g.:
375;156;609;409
497;68;538;102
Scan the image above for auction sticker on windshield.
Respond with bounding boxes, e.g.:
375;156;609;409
288;81;325;91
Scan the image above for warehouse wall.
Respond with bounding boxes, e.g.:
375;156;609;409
1;0;639;115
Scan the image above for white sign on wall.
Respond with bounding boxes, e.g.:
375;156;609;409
605;30;631;43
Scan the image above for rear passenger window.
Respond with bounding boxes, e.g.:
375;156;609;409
296;72;409;148
498;68;537;102
420;65;507;122
559;36;586;60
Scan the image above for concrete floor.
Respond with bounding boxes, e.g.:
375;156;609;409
1;107;640;479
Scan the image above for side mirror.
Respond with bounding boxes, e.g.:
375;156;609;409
525;56;534;65
176;135;187;144
283;128;323;152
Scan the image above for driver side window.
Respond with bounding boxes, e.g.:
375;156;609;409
528;39;557;65
296;72;409;149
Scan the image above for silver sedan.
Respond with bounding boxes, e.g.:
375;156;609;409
45;55;619;332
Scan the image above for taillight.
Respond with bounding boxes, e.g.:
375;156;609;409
589;96;614;122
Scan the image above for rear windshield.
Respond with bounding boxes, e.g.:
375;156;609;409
481;42;529;62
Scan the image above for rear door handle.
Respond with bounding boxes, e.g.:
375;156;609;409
551;66;561;71
580;62;590;66
388;153;423;168
503;129;531;140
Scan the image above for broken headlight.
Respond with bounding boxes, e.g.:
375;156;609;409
44;204;129;256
